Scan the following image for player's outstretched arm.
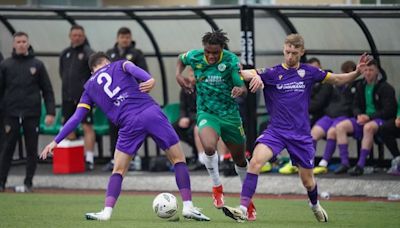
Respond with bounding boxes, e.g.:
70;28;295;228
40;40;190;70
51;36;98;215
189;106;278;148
39;106;89;160
325;52;371;85
240;69;264;93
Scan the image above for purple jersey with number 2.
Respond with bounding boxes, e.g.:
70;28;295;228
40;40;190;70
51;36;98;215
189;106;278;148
79;60;179;155
256;63;330;168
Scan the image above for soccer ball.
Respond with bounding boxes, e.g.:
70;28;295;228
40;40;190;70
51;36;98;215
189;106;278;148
152;193;178;219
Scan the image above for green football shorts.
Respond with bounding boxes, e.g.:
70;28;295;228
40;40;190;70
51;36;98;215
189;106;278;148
197;112;246;144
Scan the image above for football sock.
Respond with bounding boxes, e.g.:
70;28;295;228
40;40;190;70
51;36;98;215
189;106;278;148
86;151;94;163
235;161;248;184
198;151;205;164
321;139;336;164
174;162;192;201
105;173;123;208
204;152;222;187
307;184;318;206
240;173;258;208
357;149;370;168
338;144;350;166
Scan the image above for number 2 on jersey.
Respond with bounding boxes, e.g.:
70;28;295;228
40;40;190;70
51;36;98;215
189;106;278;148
97;72;121;98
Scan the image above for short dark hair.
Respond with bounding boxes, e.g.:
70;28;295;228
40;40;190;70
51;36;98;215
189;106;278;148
202;29;229;48
117;27;131;36
367;59;378;67
341;60;356;73
70;24;85;32
88;52;110;71
13;31;28;39
306;57;320;66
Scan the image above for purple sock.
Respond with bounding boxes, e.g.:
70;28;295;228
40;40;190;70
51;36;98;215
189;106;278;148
338;144;350;166
307;184;318;205
105;173;123;208
357;149;370;168
174;162;192;201
240;173;258;208
322;139;336;162
313;140;317;150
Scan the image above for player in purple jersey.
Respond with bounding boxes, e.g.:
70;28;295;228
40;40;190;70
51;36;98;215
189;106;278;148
222;34;371;223
40;52;210;221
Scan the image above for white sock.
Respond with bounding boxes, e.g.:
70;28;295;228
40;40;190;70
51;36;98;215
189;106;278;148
318;159;328;167
103;206;113;215
183;201;193;210
204;152;221;187
235;161;248;184
86;151;94;163
198;152;205;164
239;205;247;214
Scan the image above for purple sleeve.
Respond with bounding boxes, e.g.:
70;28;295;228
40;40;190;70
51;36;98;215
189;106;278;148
310;66;329;83
54;92;93;143
123;61;152;81
54;107;89;143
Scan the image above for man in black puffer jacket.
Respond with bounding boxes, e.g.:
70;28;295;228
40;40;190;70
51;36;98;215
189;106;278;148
60;25;95;170
103;27;148;171
0;32;55;192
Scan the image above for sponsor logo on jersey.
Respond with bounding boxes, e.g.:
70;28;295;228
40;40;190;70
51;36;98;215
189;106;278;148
205;75;223;85
276;81;306;92
297;69;305;78
196;63;203;69
218;63;226;72
30;67;37;75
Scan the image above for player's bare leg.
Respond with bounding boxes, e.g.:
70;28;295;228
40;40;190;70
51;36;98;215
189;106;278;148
199;127;224;209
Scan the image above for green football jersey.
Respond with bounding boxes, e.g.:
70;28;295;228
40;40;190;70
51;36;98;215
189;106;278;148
180;49;244;117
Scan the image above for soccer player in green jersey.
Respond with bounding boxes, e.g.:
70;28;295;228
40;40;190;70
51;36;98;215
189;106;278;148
176;30;256;221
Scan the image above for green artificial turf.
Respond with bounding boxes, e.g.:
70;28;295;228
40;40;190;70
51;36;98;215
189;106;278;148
0;193;399;228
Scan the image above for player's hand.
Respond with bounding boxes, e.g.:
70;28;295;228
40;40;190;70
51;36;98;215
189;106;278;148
395;117;400;128
176;74;194;94
231;86;246;98
139;78;155;93
249;74;264;93
356;52;371;75
357;114;370;125
39;141;57;160
45;115;55;126
178;117;190;128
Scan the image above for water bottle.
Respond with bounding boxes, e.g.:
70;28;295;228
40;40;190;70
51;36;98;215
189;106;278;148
387;194;400;201
133;156;142;171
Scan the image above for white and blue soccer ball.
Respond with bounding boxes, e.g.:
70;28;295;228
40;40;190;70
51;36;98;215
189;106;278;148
152;192;178;219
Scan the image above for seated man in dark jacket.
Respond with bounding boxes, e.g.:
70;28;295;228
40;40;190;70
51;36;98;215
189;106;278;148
335;60;397;176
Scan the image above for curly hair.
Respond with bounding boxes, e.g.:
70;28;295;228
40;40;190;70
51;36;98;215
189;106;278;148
202;29;229;48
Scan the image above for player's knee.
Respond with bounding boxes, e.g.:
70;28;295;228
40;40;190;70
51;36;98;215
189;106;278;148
326;128;336;139
302;179;315;191
249;159;263;173
203;145;217;156
363;123;376;134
